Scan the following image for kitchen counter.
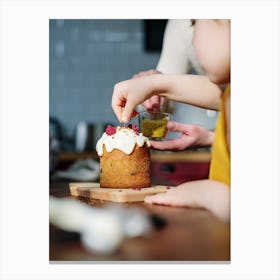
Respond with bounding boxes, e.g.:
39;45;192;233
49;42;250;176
57;149;211;163
53;150;211;186
49;181;230;262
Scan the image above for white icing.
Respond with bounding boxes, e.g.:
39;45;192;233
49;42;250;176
96;126;150;156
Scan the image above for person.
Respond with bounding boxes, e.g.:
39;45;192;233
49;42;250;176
133;19;214;150
111;19;230;221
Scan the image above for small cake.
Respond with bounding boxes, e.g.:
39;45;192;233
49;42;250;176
96;124;151;189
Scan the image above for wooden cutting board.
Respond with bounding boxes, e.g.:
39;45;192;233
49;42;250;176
69;182;171;203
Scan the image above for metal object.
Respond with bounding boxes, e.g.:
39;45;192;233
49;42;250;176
75;122;106;152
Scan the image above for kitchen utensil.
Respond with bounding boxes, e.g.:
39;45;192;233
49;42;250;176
50;196;153;254
75;122;106;152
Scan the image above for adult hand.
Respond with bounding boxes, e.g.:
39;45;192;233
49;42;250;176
150;121;214;150
142;95;165;112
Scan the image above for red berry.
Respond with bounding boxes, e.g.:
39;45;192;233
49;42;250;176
125;124;139;135
131;124;139;134
105;125;116;135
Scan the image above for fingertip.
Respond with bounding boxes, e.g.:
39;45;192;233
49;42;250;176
112;106;124;124
121;115;129;123
149;140;161;149
144;193;164;204
122;106;136;123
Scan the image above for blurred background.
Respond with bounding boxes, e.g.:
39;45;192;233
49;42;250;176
49;19;217;153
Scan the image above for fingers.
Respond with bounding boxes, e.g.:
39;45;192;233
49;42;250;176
112;82;139;123
121;104;137;123
150;122;213;150
112;75;161;123
167;122;214;147
166;121;192;133
111;92;126;123
142;96;167;112
143;96;161;112
149;121;200;150
149;121;191;150
144;181;205;208
144;186;191;207
144;192;172;205
150;138;188;150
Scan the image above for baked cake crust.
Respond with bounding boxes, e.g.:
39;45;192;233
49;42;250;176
96;125;151;189
100;144;151;188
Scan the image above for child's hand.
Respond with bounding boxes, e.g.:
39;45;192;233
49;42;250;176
150;121;214;150
112;76;156;123
144;180;230;222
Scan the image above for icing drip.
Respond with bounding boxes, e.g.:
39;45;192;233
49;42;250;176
96;126;150;156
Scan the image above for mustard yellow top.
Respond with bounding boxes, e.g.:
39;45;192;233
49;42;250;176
209;85;230;186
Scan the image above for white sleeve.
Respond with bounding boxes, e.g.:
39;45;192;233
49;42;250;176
156;19;194;74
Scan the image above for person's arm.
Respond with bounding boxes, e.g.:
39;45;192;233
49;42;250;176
145;179;230;222
154;74;221;108
112;73;222;123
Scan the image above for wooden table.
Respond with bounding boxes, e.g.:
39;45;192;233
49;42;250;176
50;181;230;262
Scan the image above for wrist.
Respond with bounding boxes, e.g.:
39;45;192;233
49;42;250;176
151;74;170;96
195;126;214;147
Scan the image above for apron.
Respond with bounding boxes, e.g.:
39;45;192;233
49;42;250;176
209;85;230;186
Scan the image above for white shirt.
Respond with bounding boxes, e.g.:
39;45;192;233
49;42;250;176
156;19;205;75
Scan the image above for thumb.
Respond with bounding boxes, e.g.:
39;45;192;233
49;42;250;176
167;121;191;134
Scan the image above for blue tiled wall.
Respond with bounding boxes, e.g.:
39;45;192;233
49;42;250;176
49;19;160;140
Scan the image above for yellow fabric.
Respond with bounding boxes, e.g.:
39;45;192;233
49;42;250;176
209;85;230;186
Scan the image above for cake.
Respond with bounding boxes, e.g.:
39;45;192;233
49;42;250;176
96;124;151;189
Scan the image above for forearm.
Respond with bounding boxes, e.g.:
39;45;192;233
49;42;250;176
189;180;230;221
112;73;222;123
151;74;222;110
